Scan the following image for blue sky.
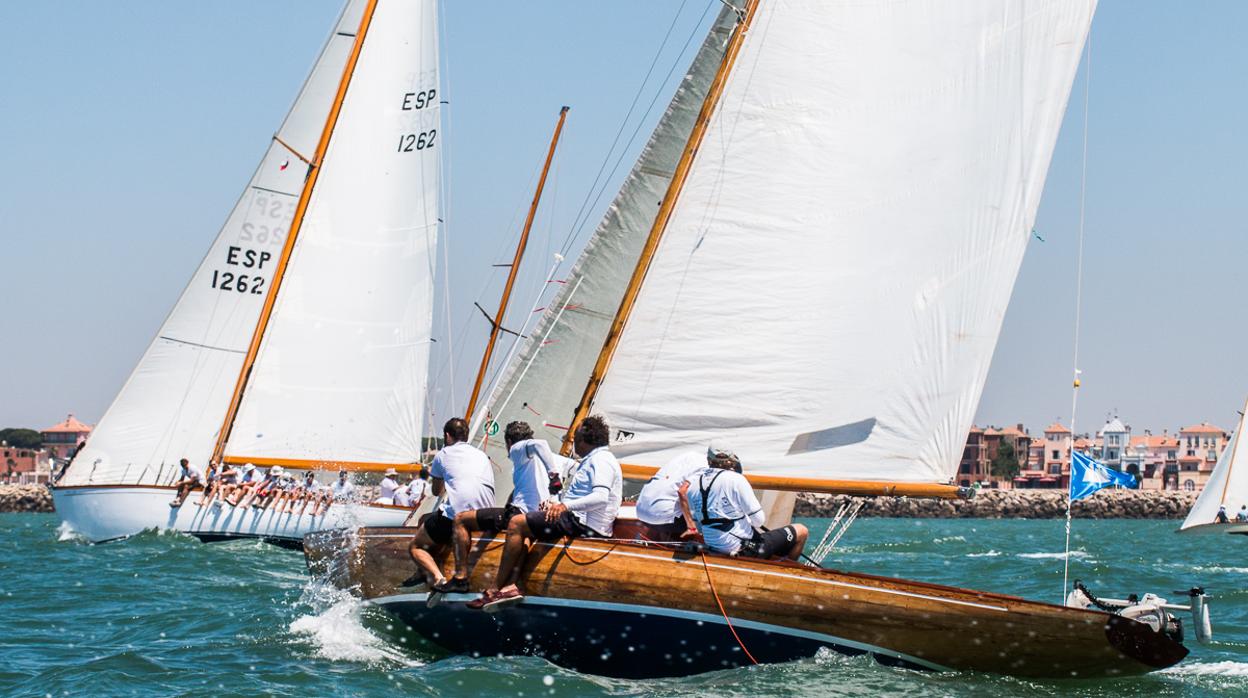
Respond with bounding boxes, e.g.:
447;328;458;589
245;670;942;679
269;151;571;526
2;1;1245;439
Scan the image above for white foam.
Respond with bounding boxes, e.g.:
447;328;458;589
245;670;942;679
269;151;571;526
932;536;967;544
56;521;86;543
289;583;416;666
966;550;1001;558
1190;565;1248;575
1017;551;1090;560
1163;660;1248;678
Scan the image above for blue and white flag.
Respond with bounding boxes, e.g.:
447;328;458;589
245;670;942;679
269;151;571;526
1070;451;1138;501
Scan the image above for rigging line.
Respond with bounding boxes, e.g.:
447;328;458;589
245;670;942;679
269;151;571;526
438;0;457;417
700;551;759;665
557;0;696;257
1063;22;1093;603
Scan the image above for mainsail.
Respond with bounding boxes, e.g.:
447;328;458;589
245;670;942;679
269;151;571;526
1181;402;1248;531
61;0;371;486
589;0;1096;486
487;0;1096;490
222;0;440;469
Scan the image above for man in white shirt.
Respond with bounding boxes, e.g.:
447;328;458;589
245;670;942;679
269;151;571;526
405;418;495;591
170;458;205;507
375;468;401;504
469;414;621;610
634;447;720;541
435;421;562;595
330;470;357;502
678;446;808;561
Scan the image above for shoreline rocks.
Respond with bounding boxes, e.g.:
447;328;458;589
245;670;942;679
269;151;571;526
796;488;1198;519
0;484;54;513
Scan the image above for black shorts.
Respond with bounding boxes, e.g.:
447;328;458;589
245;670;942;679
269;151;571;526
524;509;596;542
419;511;454;546
741;525;800;559
473;505;521;533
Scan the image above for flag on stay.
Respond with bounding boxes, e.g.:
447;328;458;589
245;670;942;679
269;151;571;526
1069;451;1138;501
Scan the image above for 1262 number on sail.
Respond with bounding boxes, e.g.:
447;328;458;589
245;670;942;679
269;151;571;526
397;129;436;153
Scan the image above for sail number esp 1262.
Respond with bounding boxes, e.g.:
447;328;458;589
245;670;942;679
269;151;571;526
397;89;437;153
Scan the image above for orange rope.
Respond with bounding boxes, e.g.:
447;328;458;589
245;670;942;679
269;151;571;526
700;551;758;665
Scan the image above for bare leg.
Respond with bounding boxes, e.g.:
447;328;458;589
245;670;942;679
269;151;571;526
451;511;482;581
785;524;810;561
495;514;533;592
408;528;446;585
196;483;214;505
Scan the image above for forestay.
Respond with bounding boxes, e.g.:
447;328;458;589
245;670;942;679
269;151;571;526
1181;401;1248;530
475;4;742;463
61;0;369;486
591;0;1097;484
225;0;440;467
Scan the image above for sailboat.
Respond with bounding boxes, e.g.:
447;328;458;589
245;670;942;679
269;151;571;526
1180;399;1248;535
53;0;443;545
306;0;1202;677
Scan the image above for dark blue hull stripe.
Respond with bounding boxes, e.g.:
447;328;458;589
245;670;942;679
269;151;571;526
370;593;948;677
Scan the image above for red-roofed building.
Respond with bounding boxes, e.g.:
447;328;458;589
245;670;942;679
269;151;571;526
1175;423;1226;492
41;414;93;462
959;424;1031;488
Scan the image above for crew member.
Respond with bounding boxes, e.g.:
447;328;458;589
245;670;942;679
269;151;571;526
376;468;401;504
330;470;357;504
469;415;621;610
1216;505;1230;524
404;418;495;590
1237;505;1248;523
436;421;561;595
169;458;205;507
634;445;727;541
225;464;259;506
678;445;808;561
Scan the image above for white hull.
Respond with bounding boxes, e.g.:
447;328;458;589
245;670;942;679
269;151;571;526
52;486;413;545
1178;521;1248;536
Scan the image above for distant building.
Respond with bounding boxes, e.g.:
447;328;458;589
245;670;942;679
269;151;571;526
41;413;93;463
1175;422;1227;492
959;424;1031;488
1015;422;1073;489
2;443;49;483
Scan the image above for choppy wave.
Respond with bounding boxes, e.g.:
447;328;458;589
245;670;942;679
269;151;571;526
289;581;418;666
967;550;1002;558
1017;551;1091;560
1162;660;1248;677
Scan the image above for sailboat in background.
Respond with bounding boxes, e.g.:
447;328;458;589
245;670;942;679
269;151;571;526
1180;399;1248;534
309;0;1200;678
54;0;442;545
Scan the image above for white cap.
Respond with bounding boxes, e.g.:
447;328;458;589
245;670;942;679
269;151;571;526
242;463;255;472
384;467;398;477
271;465;284;475
707;440;738;461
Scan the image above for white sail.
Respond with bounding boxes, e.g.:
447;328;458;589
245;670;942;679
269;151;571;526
1181;402;1248;531
61;0;370;486
476;5;741;459
589;0;1097;485
224;0;440;467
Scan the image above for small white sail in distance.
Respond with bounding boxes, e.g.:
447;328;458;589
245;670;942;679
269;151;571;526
223;0;441;469
60;0;372;487
1181;400;1248;532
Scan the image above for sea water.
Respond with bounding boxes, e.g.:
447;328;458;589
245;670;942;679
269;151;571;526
1;513;1245;697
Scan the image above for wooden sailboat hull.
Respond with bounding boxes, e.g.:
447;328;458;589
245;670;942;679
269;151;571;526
304;527;1188;678
52;485;413;547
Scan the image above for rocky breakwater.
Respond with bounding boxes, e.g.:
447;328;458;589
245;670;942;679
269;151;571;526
796;488;1198;519
0;484;55;513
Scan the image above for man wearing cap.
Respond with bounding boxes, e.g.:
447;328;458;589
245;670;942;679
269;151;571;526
226;464;259;506
677;447;808;561
376;468;401;504
404;418;495;590
635;440;740;541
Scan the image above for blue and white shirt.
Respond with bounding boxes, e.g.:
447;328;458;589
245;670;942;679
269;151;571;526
560;446;622;536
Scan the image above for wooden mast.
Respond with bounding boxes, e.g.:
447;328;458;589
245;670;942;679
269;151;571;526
463;106;570;425
210;0;380;468
560;0;760;456
556;0;966;500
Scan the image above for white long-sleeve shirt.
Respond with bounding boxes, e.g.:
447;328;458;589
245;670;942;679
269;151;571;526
560;446;622;536
508;438;562;513
635;451;707;525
